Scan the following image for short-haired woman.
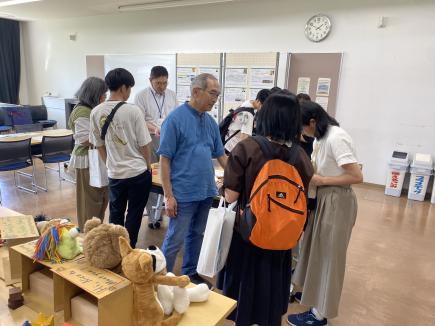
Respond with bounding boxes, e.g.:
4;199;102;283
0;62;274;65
218;93;313;326
287;101;363;326
69;77;109;230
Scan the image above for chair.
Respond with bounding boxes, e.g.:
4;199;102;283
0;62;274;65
27;105;57;129
14;123;43;133
0;138;37;195
34;135;75;191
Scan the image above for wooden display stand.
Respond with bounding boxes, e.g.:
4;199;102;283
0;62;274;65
51;258;133;326
0;214;39;285
11;240;67;315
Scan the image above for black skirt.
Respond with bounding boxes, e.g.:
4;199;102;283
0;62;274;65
217;231;292;326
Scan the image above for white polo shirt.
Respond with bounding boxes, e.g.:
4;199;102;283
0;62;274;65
134;87;177;130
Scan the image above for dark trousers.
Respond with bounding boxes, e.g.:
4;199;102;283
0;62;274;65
108;170;151;248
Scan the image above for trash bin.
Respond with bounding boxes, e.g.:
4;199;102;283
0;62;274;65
431;179;435;204
385;151;410;197
408;153;433;202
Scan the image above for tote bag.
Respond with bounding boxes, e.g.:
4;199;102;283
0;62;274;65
197;198;237;278
88;148;108;188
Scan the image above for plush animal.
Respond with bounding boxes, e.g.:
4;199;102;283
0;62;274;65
34;214;70;235
143;246;210;316
119;236;191;326
33;223;82;263
83;217;130;269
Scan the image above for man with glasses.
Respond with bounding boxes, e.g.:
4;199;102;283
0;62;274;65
135;66;177;227
158;73;227;288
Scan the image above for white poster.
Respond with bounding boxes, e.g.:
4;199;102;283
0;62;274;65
297;77;311;95
316;78;331;96
199;67;220;80
249;88;262;101
250;68;275;87
177;67;198;85
315;96;329;110
224;87;248;103
176;85;191;102
225;68;248;87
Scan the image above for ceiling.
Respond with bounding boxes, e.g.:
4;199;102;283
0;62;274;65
0;0;241;21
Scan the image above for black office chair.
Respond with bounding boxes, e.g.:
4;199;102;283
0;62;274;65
0;138;37;196
34;135;75;191
14;123;43;133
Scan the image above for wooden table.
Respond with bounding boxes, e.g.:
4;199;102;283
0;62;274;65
0;129;72;145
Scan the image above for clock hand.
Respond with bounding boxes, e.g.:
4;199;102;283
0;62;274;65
316;23;325;30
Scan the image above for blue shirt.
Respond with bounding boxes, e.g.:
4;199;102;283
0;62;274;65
157;103;224;202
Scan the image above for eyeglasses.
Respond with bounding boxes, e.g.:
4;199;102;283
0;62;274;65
204;90;221;99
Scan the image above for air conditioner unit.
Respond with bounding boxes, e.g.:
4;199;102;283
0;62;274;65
118;0;239;12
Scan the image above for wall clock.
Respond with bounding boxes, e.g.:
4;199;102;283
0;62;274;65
305;14;332;42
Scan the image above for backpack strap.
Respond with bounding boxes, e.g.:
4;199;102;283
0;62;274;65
100;101;125;140
223;129;241;145
253;135;300;165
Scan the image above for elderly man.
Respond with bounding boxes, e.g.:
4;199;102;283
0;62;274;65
158;73;226;287
134;66;177;228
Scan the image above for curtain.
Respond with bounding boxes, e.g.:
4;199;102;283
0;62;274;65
0;18;20;104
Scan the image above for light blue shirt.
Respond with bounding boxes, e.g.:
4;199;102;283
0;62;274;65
157;102;224;202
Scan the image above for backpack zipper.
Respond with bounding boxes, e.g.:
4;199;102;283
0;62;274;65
267;194;304;215
250;175;305;202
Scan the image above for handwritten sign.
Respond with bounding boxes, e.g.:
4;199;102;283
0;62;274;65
53;259;130;299
0;215;39;240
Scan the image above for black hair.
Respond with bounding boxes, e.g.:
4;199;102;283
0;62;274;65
270;86;282;94
105;68;135;92
296;93;311;103
300;101;339;139
255;89;272;104
256;93;301;143
150;66;169;79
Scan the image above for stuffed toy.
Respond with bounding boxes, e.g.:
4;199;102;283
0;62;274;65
119;236;193;326
34;214;70;235
33;222;82;263
83;217;130;270
143;246;210;316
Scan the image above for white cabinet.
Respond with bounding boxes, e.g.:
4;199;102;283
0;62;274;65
42;96;77;129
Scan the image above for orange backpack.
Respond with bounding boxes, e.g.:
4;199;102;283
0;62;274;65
239;136;307;250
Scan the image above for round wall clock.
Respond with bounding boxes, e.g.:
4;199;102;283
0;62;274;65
305;14;332;42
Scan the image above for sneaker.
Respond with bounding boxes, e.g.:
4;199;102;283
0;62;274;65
189;273;214;290
287;311;327;326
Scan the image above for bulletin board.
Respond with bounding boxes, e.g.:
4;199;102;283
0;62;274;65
286;53;342;117
176;53;222;122
223;52;278;116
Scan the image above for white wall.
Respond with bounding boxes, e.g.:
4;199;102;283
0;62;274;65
20;0;435;185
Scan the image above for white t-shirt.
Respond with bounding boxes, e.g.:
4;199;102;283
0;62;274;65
224;101;255;152
312;125;358;177
90;101;152;179
134;87;177;130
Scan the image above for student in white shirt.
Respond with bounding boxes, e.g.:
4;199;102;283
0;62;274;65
134;66;177;227
224;89;271;152
90;68;152;248
287;101;363;326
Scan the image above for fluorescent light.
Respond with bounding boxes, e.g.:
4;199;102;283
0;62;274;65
118;0;236;12
0;0;42;8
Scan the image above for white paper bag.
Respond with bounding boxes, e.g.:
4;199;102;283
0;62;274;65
88;148;108;188
197;198;237;278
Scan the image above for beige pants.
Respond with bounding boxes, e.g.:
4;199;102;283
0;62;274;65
76;168;109;231
293;185;358;319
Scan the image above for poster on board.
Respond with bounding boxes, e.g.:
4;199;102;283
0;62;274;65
225;68;248;87
297;77;311;95
224;87;248;103
316;78;331;96
316;96;329;110
177;67;197;85
199;67;220;80
177;85;191;103
250;68;275;87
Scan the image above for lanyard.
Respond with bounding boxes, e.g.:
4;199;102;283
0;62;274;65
150;89;165;119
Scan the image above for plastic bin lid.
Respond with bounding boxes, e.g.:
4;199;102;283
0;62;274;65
411;153;433;170
389;151;410;166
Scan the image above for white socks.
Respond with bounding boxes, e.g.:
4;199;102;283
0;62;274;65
311;307;325;321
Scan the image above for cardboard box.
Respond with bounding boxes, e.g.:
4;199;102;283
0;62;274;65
0;214;39;285
52;258;133;326
71;293;98;326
